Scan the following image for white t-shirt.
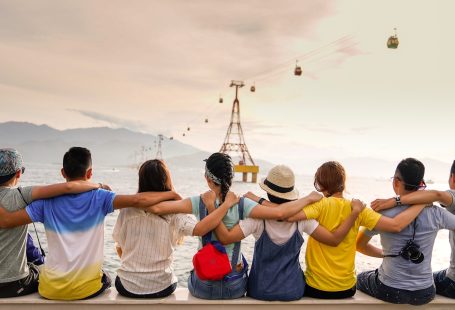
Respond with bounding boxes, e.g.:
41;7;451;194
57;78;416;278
113;208;197;294
239;218;319;245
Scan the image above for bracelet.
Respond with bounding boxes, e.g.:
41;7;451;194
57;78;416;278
394;195;402;206
258;198;265;205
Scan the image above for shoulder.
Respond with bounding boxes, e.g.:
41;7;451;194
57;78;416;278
242;197;258;208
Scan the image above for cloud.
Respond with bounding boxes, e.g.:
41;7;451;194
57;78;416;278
70;109;149;133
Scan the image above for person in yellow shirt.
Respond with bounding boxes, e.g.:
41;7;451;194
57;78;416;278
287;161;427;299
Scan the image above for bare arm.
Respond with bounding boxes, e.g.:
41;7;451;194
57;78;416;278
147;198;193;215
113;191;182;210
31;181;105;201
0;207;32;228
249;191;323;220
192;192;239;236
310;199;365;246
356;228;383;258
371;190;452;212
116;245;122;258
373;204;427;233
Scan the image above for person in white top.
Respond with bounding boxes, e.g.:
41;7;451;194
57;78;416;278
113;159;238;298
205;165;365;301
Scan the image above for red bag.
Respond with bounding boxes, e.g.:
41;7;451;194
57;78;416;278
193;241;232;281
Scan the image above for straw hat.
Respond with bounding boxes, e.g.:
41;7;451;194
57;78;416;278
259;165;299;200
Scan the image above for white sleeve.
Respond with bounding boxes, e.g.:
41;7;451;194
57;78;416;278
174;214;197;237
239;218;263;240
300;219;319;236
112;209;125;248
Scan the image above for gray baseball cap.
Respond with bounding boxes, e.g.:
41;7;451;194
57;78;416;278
0;148;24;177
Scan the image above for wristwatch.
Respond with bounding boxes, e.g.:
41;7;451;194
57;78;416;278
394;195;402;206
258;198;265;205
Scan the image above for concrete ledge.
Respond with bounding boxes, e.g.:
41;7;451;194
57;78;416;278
1;288;455;310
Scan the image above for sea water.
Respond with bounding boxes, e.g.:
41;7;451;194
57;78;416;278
22;162;451;287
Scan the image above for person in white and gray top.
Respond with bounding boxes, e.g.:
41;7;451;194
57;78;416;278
357;158;455;305
371;159;455;299
112;159;239;298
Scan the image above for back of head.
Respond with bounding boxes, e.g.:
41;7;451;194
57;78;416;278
396;158;425;191
314;161;346;197
205;152;234;202
138;159;172;193
63;147;92;179
0;148;23;185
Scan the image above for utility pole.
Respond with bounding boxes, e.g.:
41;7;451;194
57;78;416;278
155;134;164;159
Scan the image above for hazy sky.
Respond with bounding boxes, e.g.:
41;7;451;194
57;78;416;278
1;0;454;172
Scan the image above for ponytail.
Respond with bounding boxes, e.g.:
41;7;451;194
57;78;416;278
205;153;234;203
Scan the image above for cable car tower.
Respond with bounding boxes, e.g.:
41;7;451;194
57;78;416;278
155;134;164;159
220;80;259;183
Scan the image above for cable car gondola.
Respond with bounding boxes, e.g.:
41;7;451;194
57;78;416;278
205;118;208;123
219;96;223;103
182;133;186;137
250;82;256;92
187;127;190;131
294;60;302;76
387;28;399;49
170;136;174;140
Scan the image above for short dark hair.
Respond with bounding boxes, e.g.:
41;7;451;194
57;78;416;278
451;160;455;176
267;193;293;205
63;147;92;179
396;158;425;191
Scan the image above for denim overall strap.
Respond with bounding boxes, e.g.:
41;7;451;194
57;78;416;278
199;197;211;246
229;198;244;269
247;220;305;301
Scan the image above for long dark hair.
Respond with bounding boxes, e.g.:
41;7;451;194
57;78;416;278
205;153;234;202
138;159;173;193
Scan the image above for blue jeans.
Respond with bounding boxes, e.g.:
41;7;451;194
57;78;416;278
434;269;455;298
357;269;435;305
188;270;247;300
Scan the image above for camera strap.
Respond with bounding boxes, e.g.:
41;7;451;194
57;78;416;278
383;220;417;258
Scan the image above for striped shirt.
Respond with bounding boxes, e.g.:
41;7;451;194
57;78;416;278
113;208;196;294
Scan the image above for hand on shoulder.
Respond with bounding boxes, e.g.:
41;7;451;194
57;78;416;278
351;198;366;214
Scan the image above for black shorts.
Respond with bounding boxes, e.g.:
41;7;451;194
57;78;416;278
0;263;40;298
115;276;176;298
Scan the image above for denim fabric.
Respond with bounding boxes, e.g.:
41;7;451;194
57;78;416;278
188;270;247;299
434;269;455;298
247;221;305;301
357;269;435;305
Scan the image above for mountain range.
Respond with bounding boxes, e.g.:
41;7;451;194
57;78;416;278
0;122;452;181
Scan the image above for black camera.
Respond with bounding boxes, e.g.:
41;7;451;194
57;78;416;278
399;239;424;264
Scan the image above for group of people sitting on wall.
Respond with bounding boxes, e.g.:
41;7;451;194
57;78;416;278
0;147;454;305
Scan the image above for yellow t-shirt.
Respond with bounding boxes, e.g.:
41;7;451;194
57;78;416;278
303;197;381;292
